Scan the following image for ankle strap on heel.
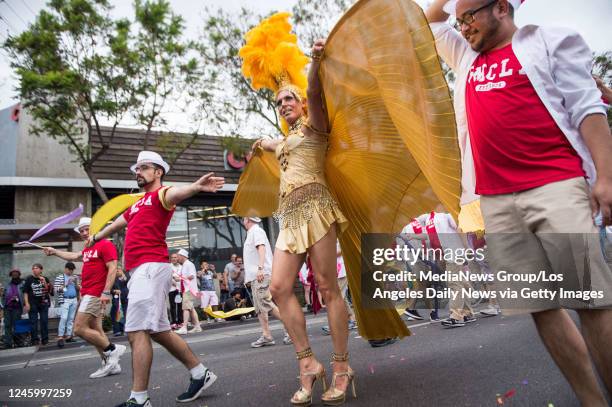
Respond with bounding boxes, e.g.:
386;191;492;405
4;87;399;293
296;347;313;360
331;351;349;362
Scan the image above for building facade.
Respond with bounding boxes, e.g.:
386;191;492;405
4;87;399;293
0;104;277;280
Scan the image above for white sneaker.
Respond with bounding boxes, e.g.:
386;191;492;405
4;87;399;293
103;344;126;366
89;360;118;379
89;360;107;379
176;326;189;335
189;325;202;333
480;305;500;317
110;363;121;375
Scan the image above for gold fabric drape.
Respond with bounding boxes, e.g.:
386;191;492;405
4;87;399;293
232;0;464;340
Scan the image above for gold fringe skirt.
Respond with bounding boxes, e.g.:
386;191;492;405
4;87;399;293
274;183;348;254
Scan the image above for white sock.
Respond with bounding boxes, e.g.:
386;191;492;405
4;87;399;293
130;390;148;404
190;363;207;380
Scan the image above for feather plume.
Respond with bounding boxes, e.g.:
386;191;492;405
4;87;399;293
239;12;308;98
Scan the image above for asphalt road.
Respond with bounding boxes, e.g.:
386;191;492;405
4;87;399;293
0;311;596;407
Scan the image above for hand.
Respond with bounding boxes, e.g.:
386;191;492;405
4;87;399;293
194;173;225;193
252;138;264;152
43;247;57;256
256;271;264;283
100;293;111;307
311;39;325;61
590;175;612;225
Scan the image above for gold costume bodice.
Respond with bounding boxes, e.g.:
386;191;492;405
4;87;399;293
275;125;329;200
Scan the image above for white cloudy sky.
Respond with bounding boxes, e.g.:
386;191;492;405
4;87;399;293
1;0;610;113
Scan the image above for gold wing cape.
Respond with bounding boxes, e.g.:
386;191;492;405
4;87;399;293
233;0;480;340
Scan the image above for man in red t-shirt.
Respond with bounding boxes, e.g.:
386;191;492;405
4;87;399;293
89;151;224;407
427;1;612;404
44;217;126;379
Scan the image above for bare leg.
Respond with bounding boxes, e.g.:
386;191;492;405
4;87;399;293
304;284;312;306
532;309;607;406
150;330;200;369
577;308;612;395
309;224;350;392
73;313;109;357
258;311;272;338
190;309;200;327
182;309;190;326
270;250;322;392
128;331;153;392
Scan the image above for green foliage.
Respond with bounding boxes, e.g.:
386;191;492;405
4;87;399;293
3;0;200;202
192;0;356;143
592;51;612;129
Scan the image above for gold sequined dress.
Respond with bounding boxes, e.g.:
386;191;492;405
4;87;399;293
274;123;348;254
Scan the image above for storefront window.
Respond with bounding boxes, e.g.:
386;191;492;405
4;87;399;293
187;205;246;267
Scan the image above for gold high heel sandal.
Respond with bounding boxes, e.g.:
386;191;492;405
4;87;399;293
291;347;327;407
321;352;356;406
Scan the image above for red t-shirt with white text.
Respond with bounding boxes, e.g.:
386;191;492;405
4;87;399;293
81;239;118;297
122;187;175;271
465;43;584;195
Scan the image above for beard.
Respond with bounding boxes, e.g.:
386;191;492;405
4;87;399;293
136;176;151;188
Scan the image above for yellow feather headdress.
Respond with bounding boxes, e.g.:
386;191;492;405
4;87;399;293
239;12;309;133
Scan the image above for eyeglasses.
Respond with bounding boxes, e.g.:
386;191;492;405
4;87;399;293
134;164;154;173
454;0;498;30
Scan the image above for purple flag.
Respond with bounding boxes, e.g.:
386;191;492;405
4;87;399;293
23;204;84;243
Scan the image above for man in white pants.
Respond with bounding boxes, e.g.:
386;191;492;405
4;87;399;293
242;217;291;347
89;151;224;406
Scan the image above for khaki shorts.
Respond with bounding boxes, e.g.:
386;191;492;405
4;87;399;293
182;292;195;310
78;295;103;318
251;275;276;315
481;177;612;314
125;262;172;333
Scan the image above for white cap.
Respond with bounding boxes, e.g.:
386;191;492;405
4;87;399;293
74;217;91;233
130;151;170;175
248;217;262;223
443;0;524;16
177;248;189;258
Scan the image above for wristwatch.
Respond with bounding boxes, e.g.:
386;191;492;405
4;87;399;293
257;266;264;270
102;291;111;296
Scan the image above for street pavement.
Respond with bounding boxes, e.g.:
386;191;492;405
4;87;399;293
0;311;596;407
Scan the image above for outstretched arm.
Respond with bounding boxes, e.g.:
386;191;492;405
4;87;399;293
252;138;283;153
87;215;128;246
43;247;82;262
165;173;225;207
306;39;328;133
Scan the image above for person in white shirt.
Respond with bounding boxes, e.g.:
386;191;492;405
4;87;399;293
242;217;291;347
427;1;612;403
416;212;475;328
175;249;201;335
168;253;183;329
